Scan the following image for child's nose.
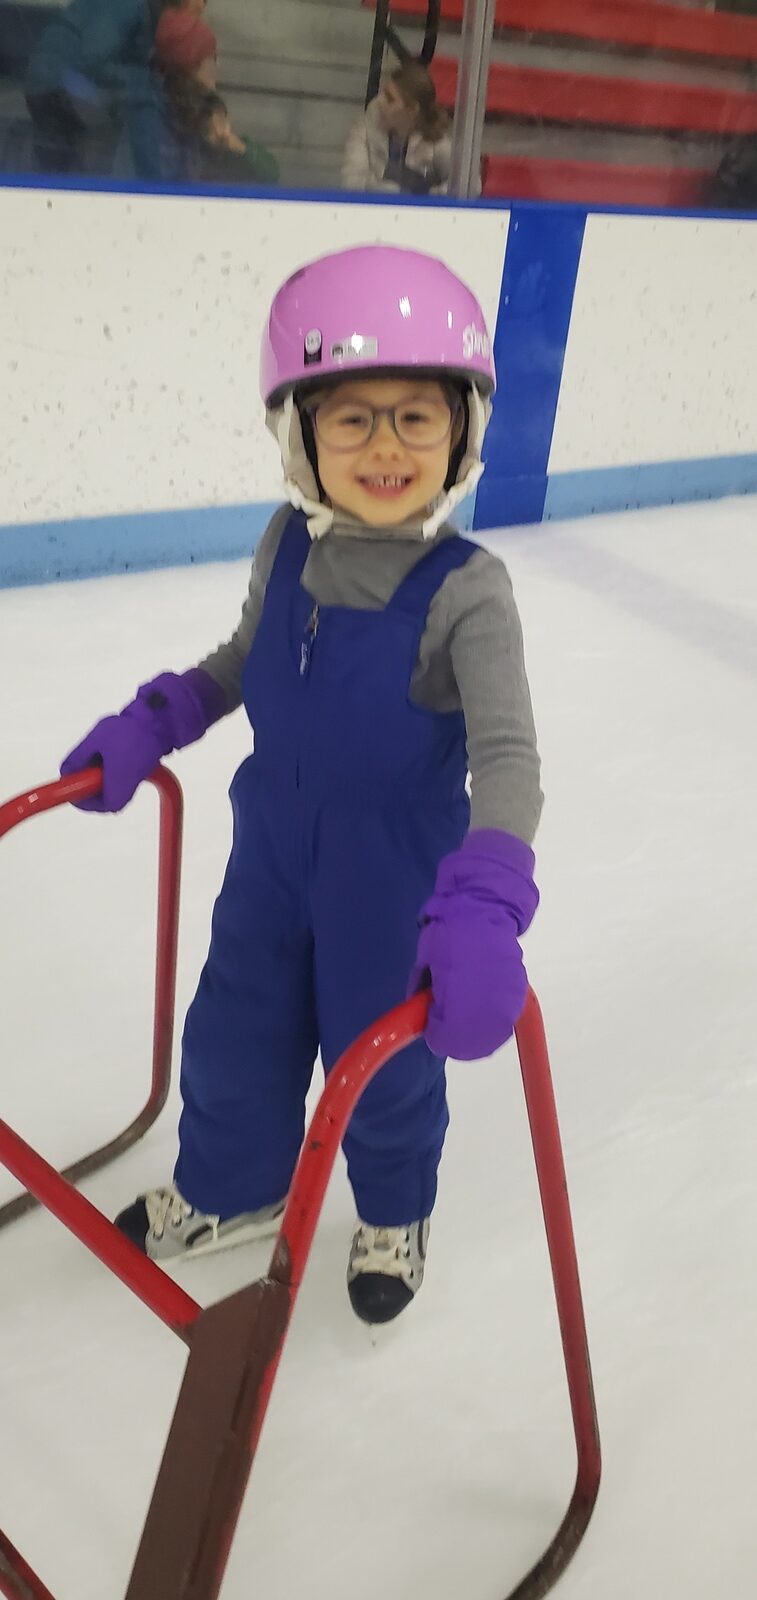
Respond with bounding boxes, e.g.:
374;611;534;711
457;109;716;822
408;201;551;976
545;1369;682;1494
371;413;402;451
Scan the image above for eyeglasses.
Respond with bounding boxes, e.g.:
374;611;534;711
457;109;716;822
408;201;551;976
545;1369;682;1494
309;396;456;453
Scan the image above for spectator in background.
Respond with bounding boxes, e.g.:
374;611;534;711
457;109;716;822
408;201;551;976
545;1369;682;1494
128;4;216;178
147;11;278;186
342;60;452;196
152;3;218;95
25;0;165;174
197;93;279;186
709;133;757;210
152;4;217;148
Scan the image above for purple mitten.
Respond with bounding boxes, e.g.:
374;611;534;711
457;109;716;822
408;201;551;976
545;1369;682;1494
60;668;227;813
409;830;539;1061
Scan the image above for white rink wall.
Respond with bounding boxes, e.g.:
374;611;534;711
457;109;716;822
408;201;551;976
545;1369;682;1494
544;211;757;519
554;213;757;471
0;184;509;579
1;180;757;585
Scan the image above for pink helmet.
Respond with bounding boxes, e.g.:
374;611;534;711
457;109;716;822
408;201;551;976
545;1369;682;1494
260;244;496;408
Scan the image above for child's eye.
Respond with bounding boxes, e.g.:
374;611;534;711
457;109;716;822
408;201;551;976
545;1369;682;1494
322;408;367;427
316;405;372;445
398;404;450;442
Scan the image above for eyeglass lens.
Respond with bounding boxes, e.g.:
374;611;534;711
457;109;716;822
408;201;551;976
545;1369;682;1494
314;397;453;451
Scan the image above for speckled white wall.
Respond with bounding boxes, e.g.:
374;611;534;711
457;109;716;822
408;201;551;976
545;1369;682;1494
0;186;510;530
550;213;757;474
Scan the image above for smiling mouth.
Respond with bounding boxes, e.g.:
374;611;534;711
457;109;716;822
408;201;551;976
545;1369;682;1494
357;473;414;495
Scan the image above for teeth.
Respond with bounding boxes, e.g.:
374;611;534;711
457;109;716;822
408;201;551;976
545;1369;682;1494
362;475;410;488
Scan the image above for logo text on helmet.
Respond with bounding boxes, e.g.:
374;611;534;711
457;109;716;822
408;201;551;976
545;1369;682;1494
330;333;379;364
462;323;490;362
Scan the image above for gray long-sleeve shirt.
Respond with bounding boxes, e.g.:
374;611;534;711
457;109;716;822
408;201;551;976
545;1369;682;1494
199;506;543;846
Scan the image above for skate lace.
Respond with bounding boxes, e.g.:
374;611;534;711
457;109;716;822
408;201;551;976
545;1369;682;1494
146;1186;220;1242
353;1224;412;1280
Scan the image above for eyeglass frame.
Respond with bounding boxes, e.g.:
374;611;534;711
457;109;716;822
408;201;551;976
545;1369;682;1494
302;395;461;454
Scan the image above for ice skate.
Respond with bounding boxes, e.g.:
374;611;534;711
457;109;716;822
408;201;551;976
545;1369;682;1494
115;1183;285;1262
347;1219;429;1324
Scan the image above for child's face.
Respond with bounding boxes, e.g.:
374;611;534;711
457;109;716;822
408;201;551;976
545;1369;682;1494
193;53;217;90
311;377;458;529
376;80;417;138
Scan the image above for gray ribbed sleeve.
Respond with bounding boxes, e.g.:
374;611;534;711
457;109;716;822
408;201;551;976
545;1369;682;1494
197;505;289;709
417;551;543;842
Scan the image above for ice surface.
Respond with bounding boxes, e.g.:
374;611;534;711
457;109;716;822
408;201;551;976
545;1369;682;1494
1;495;757;1599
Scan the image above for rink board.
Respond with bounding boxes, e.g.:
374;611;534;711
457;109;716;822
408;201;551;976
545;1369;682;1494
1;178;756;584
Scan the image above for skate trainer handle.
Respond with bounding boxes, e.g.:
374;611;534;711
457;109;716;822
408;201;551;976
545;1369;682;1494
0;770;600;1600
0;767;182;1234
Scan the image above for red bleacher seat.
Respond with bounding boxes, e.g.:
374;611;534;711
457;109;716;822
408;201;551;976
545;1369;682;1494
480;154;712;206
366;0;757;65
431;57;757;136
362;0;754;210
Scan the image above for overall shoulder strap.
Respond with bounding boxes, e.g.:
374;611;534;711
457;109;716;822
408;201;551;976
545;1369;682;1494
386;535;478;621
265;509;312;596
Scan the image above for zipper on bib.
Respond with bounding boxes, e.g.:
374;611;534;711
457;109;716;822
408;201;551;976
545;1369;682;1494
300;603;320;677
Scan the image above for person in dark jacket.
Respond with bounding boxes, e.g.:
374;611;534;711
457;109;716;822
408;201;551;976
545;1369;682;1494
25;0;164;174
131;5;217;181
145;13;278;187
196;93;279;186
53;1;218;184
710;133;757;211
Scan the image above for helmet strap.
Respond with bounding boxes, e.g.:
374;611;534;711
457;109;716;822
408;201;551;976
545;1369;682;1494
268;384;491;541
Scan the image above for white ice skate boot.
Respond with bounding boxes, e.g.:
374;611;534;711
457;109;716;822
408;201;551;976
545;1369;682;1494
347;1219;430;1324
115;1183;286;1262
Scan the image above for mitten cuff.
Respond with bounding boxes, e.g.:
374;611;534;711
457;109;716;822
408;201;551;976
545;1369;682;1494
432;828;539;936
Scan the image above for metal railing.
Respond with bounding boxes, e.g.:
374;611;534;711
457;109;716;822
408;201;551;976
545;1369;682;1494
0;766;181;1233
363;0;494;198
365;0;442;106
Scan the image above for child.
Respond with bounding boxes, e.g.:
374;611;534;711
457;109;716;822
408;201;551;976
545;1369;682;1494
61;245;542;1325
342;60;451;196
152;6;217;91
196;92;279;186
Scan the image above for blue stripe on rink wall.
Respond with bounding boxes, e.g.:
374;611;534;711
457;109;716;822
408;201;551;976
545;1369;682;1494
0;494;479;589
543;454;757;521
0;501;280;588
474;207;586;532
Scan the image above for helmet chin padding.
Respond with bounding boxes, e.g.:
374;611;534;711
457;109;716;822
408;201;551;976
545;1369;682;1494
267;380;491;540
261;245;496;536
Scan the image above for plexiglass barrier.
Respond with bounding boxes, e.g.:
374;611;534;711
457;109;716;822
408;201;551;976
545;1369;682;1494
2;0;756;209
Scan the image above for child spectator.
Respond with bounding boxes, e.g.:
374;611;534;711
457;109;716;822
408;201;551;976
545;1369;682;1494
342;60;451;196
196;92;279;186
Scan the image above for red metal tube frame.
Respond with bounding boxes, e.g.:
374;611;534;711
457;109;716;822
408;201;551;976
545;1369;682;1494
314;992;603;1600
1;772;600;1600
125;992;600;1600
0;768;182;1231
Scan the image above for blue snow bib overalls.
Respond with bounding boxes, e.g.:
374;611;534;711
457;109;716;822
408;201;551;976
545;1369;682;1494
176;513;478;1225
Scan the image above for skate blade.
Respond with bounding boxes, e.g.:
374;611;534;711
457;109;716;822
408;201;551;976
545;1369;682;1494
153;1208;285;1265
